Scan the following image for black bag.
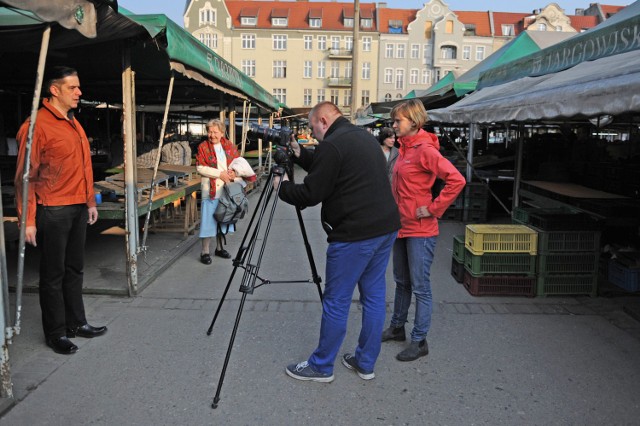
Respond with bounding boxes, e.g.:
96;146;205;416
214;182;249;229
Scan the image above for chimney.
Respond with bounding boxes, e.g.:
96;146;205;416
379;2;387;8
575;8;584;15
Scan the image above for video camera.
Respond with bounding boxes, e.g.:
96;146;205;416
247;123;293;148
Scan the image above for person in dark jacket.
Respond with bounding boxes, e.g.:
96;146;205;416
378;127;399;183
277;101;400;382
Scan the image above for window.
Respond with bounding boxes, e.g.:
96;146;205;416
384;93;392;102
330;89;339;104
241;60;255;77
304;35;313;50
241;34;256;49
317;89;325;103
361;90;370;106
273;61;287;78
396;93;403;99
436;69;441;81
309;18;322;28
396;44;405;59
475;46;485;61
272;88;286;104
464;24;477;36
330;61;339;78
445;20;454;33
343;90;351;107
411;44;420;59
331;36;340;50
273;35;288;50
441;45;457;59
344;18;354;28
317;61;326;78
502;24;514;36
345;62;352;79
199;33;215;49
422;69;430;85
410;69;419;85
395;69;404;90
304;61;312;78
241;17;257;26
199;7;216;26
361;18;372;28
384;68;393;84
362;62;371;80
538;23;547;31
462;46;471;60
555;25;562;31
272;17;288;27
345;36;353;51
424;21;433;39
303;89;312;106
362;37;371;52
423;44;432;63
318;36;327;50
385;43;394;58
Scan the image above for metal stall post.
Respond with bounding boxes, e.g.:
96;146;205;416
122;48;138;296
467;123;476;182
512;123;525;210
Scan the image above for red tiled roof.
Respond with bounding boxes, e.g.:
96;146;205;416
271;8;289;18
226;1;377;31
601;4;626;16
570;15;598;30
377;8;417;33
454;11;492;36
492;12;530;36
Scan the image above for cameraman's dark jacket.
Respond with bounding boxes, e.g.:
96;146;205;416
278;116;400;242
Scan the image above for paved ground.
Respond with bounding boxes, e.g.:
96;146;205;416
2;181;640;425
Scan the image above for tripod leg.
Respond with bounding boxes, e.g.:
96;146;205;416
206;269;237;335
295;207;323;301
212;292;248;409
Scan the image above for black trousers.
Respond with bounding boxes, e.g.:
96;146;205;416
36;204;88;339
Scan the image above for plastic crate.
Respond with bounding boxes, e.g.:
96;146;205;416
512;206;569;225
451;257;465;284
452;235;466;262
464;249;536;276
537;273;598;297
441;208;463;221
608;259;640;292
464;183;488;198
537;252;599;274
527;212;601;231
450;194;464;209
465;224;538;255
535;229;601;253
464;208;488;223
463;272;535;297
464;196;489;210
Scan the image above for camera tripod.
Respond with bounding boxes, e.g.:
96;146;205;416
206;162;323;409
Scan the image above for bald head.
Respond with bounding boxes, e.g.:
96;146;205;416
308;101;343;142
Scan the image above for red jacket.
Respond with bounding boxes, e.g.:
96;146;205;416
392;129;465;238
14;99;96;227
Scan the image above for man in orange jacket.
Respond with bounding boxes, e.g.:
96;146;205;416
14;66;107;355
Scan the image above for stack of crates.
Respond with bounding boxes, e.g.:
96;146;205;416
462;224;538;297
463;182;489;223
513;207;601;297
608;251;640;293
442;192;464;221
450;234;466;283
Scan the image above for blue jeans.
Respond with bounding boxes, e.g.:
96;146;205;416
390;236;437;342
308;231;397;374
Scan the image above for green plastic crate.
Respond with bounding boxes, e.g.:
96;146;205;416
452;235;465;262
537;252;599;274
536;229;601;253
463;249;536;276
537;273;598;297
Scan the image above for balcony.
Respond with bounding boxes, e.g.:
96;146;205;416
327;77;352;87
328;48;353;59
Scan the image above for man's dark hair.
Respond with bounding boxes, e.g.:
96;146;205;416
44;66;78;96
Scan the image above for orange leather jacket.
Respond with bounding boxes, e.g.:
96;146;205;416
14;99;96;227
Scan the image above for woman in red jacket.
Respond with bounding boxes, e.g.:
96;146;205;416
382;99;465;361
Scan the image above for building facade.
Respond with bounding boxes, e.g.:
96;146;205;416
183;0;616;115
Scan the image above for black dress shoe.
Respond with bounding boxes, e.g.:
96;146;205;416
67;324;107;338
200;253;212;265
215;249;231;259
46;336;78;355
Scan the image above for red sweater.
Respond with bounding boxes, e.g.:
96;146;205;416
392;129;465;238
14;99;96;227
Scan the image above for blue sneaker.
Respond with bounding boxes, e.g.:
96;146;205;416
285;361;334;383
341;353;375;380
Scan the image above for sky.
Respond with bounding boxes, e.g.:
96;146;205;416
118;1;632;26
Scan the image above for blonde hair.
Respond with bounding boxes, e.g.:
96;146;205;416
390;99;428;129
206;118;226;134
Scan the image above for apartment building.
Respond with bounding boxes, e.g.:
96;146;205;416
183;0;613;115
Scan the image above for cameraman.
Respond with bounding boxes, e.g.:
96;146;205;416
276;101;400;382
